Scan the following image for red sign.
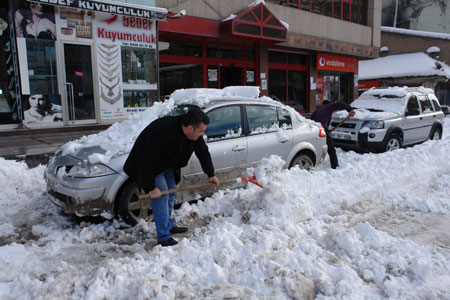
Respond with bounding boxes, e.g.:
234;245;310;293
75;71;83;77
358;80;379;90
317;53;358;73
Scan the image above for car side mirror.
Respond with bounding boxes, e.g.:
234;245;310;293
405;109;420;116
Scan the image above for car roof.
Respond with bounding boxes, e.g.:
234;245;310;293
201;97;283;109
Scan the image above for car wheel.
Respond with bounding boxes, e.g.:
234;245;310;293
384;133;401;152
289;153;314;170
430;128;442;140
116;181;150;226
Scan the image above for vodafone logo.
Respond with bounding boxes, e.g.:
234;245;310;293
319;57;326;67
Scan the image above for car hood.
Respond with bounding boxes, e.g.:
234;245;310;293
332;108;401;121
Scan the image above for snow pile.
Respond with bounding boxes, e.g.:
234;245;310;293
1;117;450;299
427;46;440;54
359;52;450;80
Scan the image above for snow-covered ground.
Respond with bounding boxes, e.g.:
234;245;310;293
1;118;449;299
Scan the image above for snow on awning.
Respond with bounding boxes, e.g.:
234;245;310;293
358;52;450;81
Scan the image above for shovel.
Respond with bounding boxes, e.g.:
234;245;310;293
138;174;263;200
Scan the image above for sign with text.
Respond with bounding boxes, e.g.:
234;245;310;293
29;0;167;20
317;53;358;73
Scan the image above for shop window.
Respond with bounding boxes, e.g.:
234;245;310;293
159;63;203;97
343;1;351;21
121;46;156;85
26;39;58;95
246;48;255;61
269;51;286;64
316;72;339;105
269;69;286;103
207;44;218;58
287;70;306;111
123;90;156;107
300;0;310;10
288;53;306;65
289;0;299;8
220;67;242;88
158;40;202;57
220;46;243;60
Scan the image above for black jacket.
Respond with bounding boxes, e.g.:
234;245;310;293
123;115;215;192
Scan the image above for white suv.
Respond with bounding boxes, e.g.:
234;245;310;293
330;87;445;152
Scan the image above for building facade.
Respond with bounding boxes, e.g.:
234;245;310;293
0;0;381;131
156;0;381;114
0;0;166;130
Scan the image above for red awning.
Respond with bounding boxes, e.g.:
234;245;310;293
220;3;287;43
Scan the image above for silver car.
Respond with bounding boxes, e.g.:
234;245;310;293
45;98;327;225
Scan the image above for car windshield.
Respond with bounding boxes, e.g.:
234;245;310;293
352;94;407;114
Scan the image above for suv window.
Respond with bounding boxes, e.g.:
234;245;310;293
246;105;278;133
428;95;442;111
205;105;242;141
406;96;420;115
418;95;433;113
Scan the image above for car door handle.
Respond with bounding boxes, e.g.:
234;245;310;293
232;145;246;152
420;117;423;120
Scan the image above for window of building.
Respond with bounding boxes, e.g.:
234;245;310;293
121;46;156;85
159;63;203;97
268;0;368;25
123;90;157;107
158;40;202;57
26;39;58;95
268;51;307;112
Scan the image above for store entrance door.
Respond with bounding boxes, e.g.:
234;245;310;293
220;67;242;87
62;43;96;124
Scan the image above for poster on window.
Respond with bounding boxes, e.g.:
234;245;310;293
14;0;56;40
208;69;218;82
246;70;254;83
59;7;93;39
22;94;62;124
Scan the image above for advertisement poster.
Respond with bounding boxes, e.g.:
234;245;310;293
14;1;56;40
59;7;93;39
95;12;157;120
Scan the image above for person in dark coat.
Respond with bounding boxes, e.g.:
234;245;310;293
311;100;355;169
124;107;219;247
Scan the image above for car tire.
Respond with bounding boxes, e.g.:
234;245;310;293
289;153;314;170
384;133;401;152
116;181;150;226
430;127;442;140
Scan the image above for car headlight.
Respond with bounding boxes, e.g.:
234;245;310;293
67;164;116;178
362;120;384;129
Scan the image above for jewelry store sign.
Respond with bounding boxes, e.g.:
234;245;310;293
29;0;167;21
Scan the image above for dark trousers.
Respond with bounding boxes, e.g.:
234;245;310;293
326;132;339;169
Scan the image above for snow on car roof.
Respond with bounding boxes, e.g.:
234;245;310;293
59;86;312;164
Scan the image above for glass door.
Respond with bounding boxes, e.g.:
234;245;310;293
63;43;96;123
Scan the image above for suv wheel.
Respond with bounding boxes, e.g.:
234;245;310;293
384;133;401;152
116;181;150;225
289;153;314;170
430;128;442;140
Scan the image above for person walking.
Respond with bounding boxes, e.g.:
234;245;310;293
311;100;355;169
124;107;219;247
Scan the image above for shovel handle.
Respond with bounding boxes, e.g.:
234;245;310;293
329;113;352;133
138;176;254;200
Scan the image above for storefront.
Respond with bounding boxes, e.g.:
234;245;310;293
314;52;358;105
157;2;361;113
0;0;166;130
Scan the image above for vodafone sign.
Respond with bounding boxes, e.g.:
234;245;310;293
317;53;358;73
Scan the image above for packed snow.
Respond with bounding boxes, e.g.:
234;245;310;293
0;114;449;298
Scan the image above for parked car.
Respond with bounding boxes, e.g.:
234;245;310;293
329;87;445;153
45;93;327;225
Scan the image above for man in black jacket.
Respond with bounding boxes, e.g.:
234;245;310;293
311;100;355;169
124;108;219;247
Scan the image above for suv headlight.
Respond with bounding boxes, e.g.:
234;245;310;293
67;164;116;178
362;120;384;129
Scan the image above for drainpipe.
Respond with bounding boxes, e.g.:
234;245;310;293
393;0;399;27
